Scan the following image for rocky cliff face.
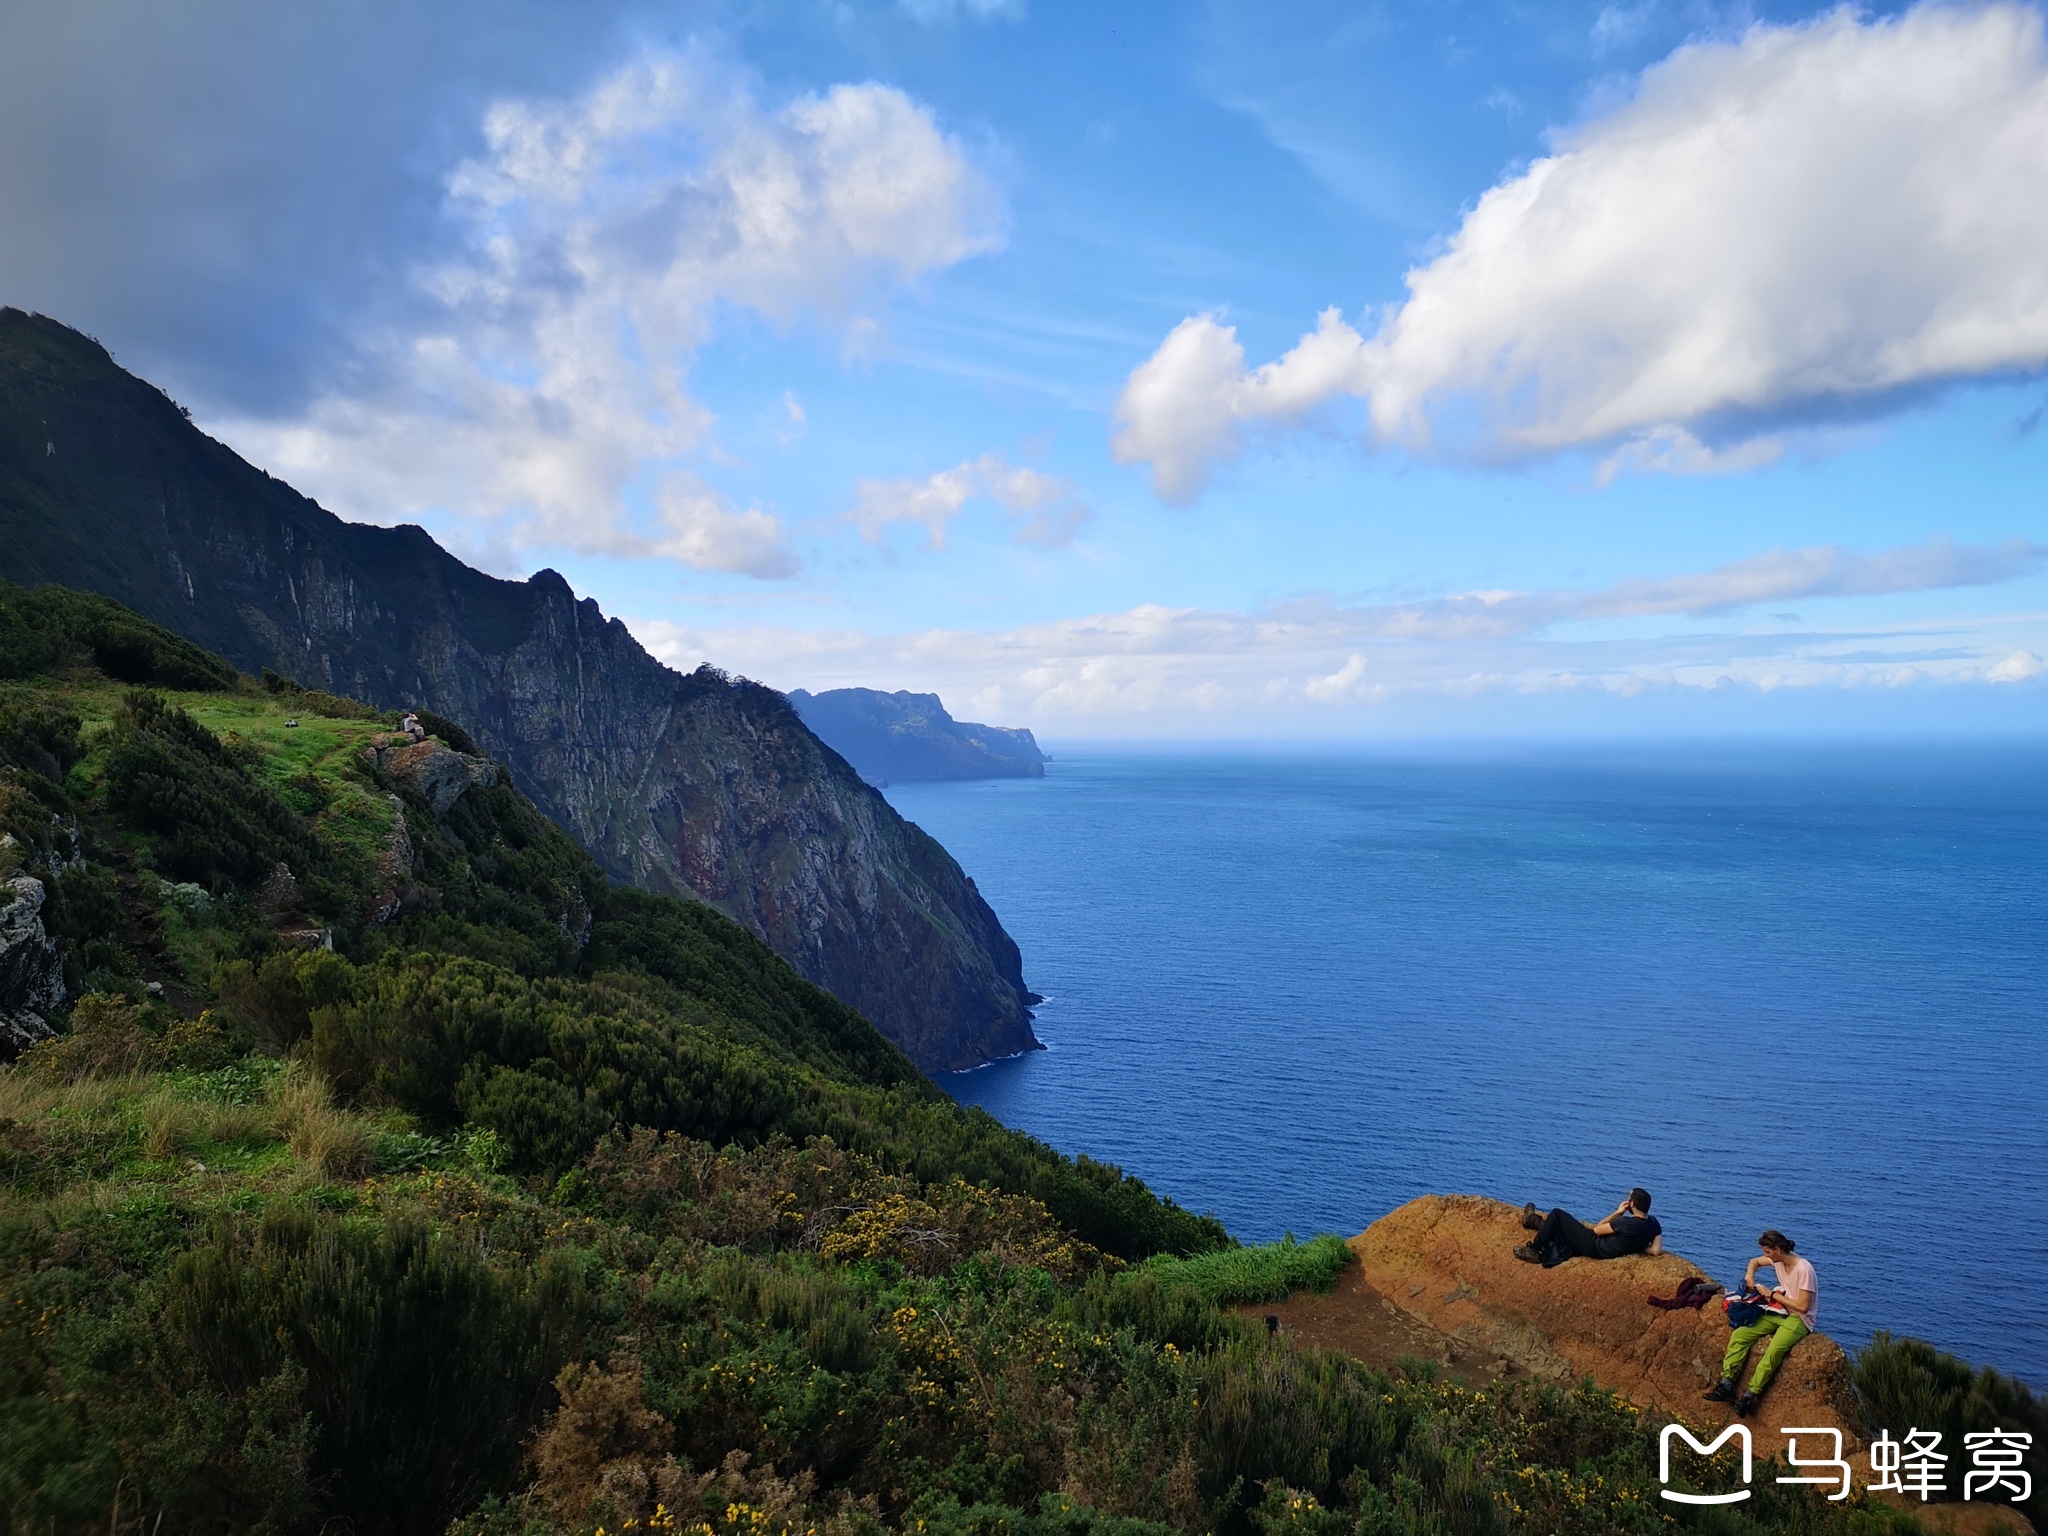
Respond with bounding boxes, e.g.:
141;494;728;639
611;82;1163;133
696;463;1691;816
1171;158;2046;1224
0;309;1037;1071
0;872;65;1053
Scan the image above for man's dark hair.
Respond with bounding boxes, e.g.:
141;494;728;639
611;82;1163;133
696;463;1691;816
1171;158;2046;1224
1758;1229;1794;1252
1630;1188;1652;1213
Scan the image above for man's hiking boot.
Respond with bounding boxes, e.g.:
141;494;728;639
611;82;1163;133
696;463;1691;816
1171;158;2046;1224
1735;1391;1759;1418
1520;1203;1543;1230
1702;1379;1737;1403
1514;1242;1543;1264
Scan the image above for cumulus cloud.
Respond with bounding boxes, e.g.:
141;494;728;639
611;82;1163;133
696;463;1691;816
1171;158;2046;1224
1987;648;2047;682
846;453;1092;550
221;49;1001;571
652;478;798;578
632;534;2048;725
1116;3;2048;501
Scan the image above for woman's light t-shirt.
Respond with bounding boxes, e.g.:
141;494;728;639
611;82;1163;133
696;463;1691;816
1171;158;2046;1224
1769;1255;1819;1326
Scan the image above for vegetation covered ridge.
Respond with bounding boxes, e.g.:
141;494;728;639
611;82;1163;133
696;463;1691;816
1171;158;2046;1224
0;580;1974;1536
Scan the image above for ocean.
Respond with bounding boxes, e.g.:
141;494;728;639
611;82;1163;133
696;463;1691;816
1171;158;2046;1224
883;745;2048;1389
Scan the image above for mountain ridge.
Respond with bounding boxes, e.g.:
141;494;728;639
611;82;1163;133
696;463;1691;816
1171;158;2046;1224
0;307;1035;1071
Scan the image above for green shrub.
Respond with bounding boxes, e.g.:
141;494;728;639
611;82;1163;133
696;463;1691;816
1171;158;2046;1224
1851;1331;2045;1522
414;707;480;755
162;1205;585;1534
1138;1234;1351;1305
0;693;84;781
0;578;237;689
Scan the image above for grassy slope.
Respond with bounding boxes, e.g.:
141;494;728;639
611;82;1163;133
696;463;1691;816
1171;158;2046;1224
0;583;1979;1536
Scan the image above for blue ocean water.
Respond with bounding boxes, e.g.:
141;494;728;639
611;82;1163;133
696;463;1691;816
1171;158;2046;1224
884;746;2048;1389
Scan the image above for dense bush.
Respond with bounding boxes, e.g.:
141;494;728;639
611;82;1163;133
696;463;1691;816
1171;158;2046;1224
0;578;237;689
0;692;83;783
1851;1331;2046;1524
165;1207;585;1533
415;706;479;754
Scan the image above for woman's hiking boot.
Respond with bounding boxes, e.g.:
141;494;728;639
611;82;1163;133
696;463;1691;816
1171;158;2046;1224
1514;1242;1543;1263
1735;1391;1760;1418
1521;1202;1543;1230
1702;1379;1737;1403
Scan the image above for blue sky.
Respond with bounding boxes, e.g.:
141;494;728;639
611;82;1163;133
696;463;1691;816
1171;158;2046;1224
4;0;2046;736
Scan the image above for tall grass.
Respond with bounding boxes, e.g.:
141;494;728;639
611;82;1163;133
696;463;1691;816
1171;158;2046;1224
268;1059;375;1179
1137;1233;1353;1305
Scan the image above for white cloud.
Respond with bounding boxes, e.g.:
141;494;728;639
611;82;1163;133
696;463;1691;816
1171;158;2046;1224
1303;653;1369;702
630;535;2048;727
1116;3;2048;501
846;452;1092;550
847;462;979;550
218;50;1001;570
1987;648;2046;682
652;477;798;578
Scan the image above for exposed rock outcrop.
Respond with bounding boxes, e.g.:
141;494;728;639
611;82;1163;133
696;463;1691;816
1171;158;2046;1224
0;873;65;1055
0;309;1036;1071
364;736;499;817
1356;1195;1863;1446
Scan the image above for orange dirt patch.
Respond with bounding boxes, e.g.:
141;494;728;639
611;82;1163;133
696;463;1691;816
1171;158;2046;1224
1354;1194;1864;1446
1237;1257;1515;1388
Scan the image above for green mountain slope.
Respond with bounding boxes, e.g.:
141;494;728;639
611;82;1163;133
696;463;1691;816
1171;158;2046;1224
0;591;1963;1536
0;308;1037;1073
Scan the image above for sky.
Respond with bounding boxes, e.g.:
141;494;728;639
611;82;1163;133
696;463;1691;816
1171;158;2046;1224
4;0;2047;738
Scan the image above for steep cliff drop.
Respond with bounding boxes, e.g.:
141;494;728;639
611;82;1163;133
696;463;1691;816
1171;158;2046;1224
0;308;1037;1072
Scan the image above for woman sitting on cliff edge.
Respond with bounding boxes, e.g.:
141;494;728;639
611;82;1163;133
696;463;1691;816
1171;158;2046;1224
1704;1229;1819;1418
1514;1188;1664;1265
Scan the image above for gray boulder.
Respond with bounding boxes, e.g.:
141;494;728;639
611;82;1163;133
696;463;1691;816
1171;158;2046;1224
0;874;66;1055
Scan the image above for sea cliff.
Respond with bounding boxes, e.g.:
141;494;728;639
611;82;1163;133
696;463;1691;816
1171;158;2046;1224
0;308;1035;1071
788;687;1048;783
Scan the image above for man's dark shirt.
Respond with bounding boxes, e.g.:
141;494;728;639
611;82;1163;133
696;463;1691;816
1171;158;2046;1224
1595;1212;1662;1259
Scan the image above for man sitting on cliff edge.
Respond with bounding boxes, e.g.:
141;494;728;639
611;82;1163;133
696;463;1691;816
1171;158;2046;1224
1705;1229;1818;1417
1514;1188;1663;1265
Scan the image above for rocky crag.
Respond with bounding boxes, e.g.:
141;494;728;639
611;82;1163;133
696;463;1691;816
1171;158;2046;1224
788;687;1048;783
0;867;65;1052
0;308;1036;1071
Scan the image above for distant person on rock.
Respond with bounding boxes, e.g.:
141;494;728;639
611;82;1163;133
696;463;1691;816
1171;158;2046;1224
401;711;426;742
1704;1229;1817;1417
1514;1188;1663;1265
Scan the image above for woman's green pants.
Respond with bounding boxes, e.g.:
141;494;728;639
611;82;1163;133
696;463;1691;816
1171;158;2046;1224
1722;1314;1810;1393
